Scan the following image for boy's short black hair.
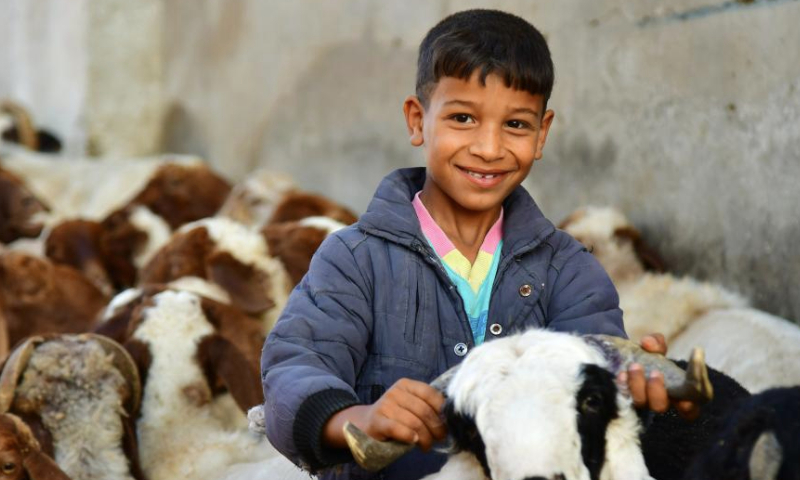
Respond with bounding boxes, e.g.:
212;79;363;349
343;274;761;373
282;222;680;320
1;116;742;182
416;9;554;111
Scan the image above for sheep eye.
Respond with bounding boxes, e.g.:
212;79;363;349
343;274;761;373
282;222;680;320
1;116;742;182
2;462;16;473
581;393;603;414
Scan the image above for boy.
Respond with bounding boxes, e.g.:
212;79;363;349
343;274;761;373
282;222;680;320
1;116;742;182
262;9;694;480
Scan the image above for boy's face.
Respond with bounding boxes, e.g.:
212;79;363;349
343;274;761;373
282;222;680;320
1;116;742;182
404;73;554;214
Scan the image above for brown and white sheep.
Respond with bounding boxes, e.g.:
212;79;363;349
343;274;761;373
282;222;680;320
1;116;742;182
139;217;291;333
0;252;109;351
108;289;276;480
560;205;800;392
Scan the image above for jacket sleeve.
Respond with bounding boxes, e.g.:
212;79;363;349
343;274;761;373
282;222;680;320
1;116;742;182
261;232;372;471
545;236;627;338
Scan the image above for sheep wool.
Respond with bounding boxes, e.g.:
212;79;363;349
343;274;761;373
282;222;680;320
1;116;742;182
184;217;291;330
12;337;134;480
133;290;278;480
128;205;172;269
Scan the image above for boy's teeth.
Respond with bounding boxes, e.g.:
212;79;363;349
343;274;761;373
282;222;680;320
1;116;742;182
468;170;497;179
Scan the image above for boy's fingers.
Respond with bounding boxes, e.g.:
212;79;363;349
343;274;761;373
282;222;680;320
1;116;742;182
391;408;435;450
376;416;419;445
393;390;447;440
641;333;667;354
397;379;446;412
646;371;669;413
627;363;647;408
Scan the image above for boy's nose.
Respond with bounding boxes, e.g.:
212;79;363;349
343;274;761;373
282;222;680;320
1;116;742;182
469;125;504;162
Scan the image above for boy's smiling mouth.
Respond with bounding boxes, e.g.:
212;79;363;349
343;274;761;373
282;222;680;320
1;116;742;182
456;165;510;187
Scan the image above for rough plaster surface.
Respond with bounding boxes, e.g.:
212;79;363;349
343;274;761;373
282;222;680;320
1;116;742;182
2;0;799;323
0;0;164;156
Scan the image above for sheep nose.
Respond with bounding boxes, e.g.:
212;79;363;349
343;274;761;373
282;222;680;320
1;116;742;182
523;475;566;480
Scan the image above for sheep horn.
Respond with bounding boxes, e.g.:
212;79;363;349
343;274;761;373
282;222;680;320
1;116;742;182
87;334;142;415
0;336;45;414
1;100;40;151
585;334;714;404
342;365;459;472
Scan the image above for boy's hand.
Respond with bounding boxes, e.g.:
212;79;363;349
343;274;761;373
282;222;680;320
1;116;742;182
617;333;700;420
323;378;447;452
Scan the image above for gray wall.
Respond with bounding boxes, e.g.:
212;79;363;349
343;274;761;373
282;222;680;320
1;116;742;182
2;0;800;321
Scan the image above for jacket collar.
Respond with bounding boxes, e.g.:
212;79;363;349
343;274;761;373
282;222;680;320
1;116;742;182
358;168;555;258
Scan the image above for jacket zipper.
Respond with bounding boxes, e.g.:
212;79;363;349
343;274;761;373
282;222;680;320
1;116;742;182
410;241;475;346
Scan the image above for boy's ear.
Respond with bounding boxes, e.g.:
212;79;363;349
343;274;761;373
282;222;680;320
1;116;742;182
534;109;556;161
403;95;425;147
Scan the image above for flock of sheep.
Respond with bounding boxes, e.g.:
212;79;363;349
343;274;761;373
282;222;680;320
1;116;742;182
2;121;800;479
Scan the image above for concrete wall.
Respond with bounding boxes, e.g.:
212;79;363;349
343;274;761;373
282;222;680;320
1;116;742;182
2;0;800;322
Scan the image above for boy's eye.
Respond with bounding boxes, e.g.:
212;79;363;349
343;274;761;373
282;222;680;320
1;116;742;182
451;114;475;124
506;119;531;130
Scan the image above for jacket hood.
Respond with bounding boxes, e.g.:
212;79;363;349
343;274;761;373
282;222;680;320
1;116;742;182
358;167;555;257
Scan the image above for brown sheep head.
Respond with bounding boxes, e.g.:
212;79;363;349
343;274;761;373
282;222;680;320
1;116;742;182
0;168;49;245
128;163;232;230
0;413;70;480
0;252;109;348
45;220;115;296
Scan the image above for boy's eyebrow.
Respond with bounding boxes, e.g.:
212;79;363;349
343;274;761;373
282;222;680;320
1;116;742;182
508;107;541;117
442;100;540;117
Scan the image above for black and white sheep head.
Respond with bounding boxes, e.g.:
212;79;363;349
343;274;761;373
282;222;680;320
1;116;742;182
346;330;712;480
439;331;649;480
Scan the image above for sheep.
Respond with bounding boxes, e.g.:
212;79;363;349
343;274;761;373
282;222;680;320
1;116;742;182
43;207;172;294
322;330;751;480
668;307;800;393
95;282;265;376
121;163;231;231
682;386;800;480
0;152;229;226
0;167;49;245
139;217;292;333
116;289;276;480
559;206;800;393
0;412;71;480
0;252;109;350
0;334;143;480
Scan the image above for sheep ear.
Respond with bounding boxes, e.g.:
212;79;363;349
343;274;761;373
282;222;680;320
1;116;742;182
197;334;262;412
23;449;72;480
0;306;9;363
13;412;54;457
123;338;152;398
139;227;211;284
0;336;45;413
206;250;275;315
601;407;652;479
612;226;665;273
557;208;587;229
121;413;147;480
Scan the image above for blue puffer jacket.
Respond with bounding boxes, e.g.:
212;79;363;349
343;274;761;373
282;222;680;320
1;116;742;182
261;167;625;480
